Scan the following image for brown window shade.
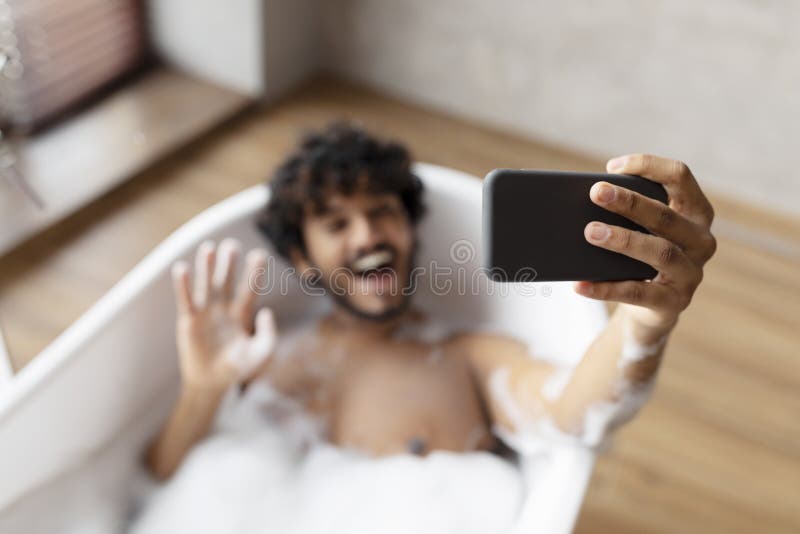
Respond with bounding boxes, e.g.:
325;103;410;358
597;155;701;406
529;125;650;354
2;0;147;131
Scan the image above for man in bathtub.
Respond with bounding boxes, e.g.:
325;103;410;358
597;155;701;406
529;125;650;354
146;122;717;479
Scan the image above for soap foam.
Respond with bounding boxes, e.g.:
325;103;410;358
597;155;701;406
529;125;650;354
618;320;668;368
540;366;574;402
129;381;524;534
489;362;656;455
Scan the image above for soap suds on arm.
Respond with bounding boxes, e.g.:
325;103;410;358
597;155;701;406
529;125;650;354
486;312;670;453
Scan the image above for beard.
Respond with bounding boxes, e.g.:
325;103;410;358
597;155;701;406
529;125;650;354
329;285;412;322
307;241;419;323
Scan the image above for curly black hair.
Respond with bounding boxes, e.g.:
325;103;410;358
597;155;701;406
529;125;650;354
257;121;426;260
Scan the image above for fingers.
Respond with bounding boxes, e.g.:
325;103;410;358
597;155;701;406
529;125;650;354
171;261;194;315
233;248;268;330
574;280;686;311
584;222;701;287
193;241;216;309
589;181;710;261
213;238;242;301
179;241;267;319
606;154;714;227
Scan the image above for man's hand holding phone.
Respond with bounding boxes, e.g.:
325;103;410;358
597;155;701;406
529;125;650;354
575;154;717;333
484;153;717;340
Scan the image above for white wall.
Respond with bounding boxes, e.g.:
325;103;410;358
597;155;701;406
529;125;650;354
317;0;800;217
148;0;320;100
148;0;266;95
262;0;321;100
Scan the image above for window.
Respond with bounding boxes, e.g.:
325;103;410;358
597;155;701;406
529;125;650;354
1;0;147;132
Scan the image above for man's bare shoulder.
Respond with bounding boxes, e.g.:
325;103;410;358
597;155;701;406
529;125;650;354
443;331;552;372
444;330;528;355
443;329;553;387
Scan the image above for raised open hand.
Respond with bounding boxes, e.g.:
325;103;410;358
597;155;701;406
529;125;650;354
171;239;276;390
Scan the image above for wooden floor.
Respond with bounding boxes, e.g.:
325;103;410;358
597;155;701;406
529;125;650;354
1;77;798;533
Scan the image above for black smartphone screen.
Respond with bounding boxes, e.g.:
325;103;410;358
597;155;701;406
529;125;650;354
483;169;669;282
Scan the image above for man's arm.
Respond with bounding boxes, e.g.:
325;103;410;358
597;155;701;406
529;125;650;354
462;309;670;439
146;383;229;480
146;240;276;480
466;155;717;443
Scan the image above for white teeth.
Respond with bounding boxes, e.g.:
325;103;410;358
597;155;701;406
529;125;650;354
351;250;393;273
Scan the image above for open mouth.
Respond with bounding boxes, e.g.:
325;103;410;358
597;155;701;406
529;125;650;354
350;249;396;277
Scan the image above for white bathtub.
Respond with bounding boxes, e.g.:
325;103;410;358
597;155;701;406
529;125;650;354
0;163;608;533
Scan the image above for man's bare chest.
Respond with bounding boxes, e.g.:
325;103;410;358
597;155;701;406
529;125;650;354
275;338;495;455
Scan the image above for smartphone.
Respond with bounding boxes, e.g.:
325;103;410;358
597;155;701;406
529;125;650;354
483;169;669;282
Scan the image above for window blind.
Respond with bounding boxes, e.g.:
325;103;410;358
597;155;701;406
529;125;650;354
1;0;147;131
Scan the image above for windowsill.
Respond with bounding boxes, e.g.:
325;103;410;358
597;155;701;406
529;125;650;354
0;67;252;256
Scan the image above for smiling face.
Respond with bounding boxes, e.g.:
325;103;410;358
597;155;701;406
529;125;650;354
292;189;417;321
257;122;426;321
